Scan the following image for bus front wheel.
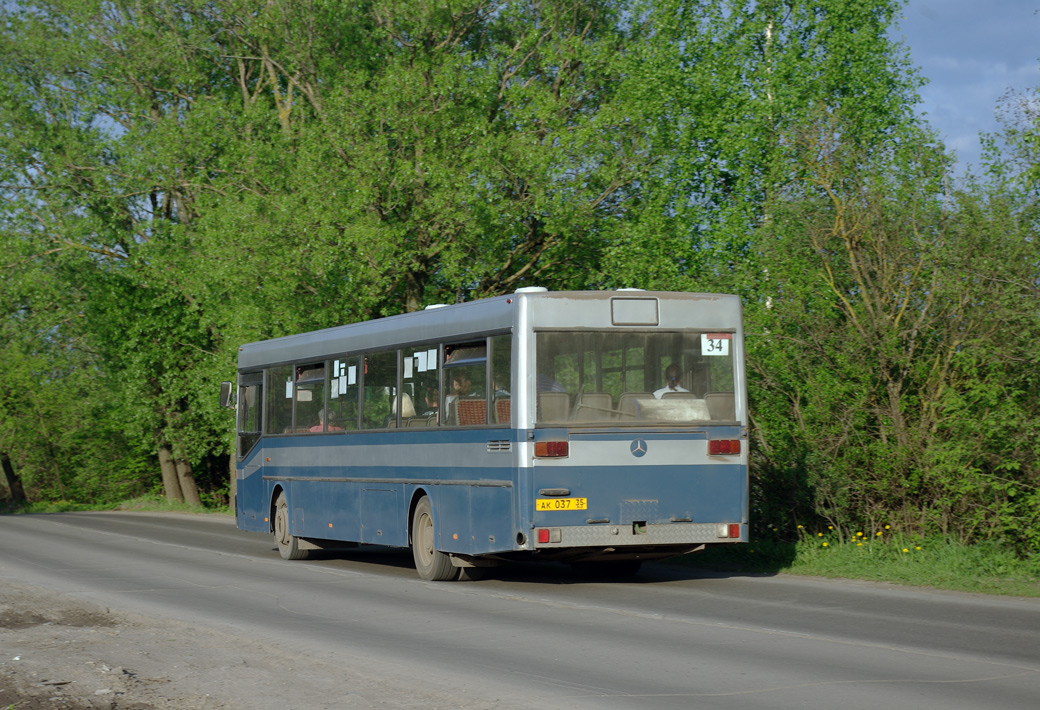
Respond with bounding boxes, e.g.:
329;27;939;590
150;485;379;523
273;492;308;560
411;497;458;581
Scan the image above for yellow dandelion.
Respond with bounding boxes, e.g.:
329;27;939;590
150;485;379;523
822;542;829;547
828;525;833;530
915;546;922;550
818;532;824;537
902;548;909;553
876;531;883;537
857;542;863;547
797;525;803;529
885;525;891;530
856;531;864;537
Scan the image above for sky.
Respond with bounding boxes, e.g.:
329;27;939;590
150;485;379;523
892;1;1040;173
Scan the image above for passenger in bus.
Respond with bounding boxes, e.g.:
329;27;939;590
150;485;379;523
420;388;439;419
451;373;479;398
309;408;344;432
445;373;481;425
653;364;689;399
391;392;417;418
536;373;565;392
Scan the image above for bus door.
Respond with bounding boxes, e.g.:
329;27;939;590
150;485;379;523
235;371;267;531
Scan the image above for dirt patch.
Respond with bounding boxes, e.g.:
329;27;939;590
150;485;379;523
0;578;495;710
0;667;165;710
0;599;114;632
0;580;399;710
0;582;227;709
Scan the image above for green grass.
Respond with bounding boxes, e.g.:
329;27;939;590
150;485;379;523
2;495;230;516
116;495;231;515
673;530;1040;598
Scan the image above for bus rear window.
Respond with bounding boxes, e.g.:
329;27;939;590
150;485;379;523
535;331;737;425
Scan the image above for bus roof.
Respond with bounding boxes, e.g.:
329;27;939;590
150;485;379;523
237;290;740;370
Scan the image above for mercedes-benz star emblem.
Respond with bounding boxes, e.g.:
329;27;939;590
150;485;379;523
630;439;648;457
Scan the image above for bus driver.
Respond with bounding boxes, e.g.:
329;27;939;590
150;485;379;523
653;364;689;399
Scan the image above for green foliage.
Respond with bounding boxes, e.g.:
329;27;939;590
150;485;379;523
743;111;1040;554
115;494;230;515
601;0;923;293
0;0;674;504
1;0;1038;564
4;494;229;515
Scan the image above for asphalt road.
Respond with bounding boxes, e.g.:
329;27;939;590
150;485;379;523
1;511;1038;709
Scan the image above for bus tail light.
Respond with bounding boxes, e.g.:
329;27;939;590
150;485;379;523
708;439;741;455
535;441;569;458
717;523;742;539
536;528;561;543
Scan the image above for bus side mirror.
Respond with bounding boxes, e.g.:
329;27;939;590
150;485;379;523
219;381;235;409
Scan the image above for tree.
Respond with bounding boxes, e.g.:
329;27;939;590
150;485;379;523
1;452;26;503
10;0;1032;556
186;0;664;314
987;84;1040;194
0;230;150;504
0;0;671;503
749;110;1040;551
0;0;238;501
599;0;924;294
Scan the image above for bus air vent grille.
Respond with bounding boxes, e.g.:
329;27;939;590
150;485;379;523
487;440;513;453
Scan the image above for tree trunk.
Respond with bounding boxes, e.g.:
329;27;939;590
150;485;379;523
175;457;203;507
1;451;26;503
158;445;184;502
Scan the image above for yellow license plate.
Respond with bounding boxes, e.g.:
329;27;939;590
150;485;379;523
536;497;588;511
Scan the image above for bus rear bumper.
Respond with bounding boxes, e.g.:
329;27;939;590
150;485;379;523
529;521;745;550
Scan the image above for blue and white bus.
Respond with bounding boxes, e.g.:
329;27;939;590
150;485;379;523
225;289;748;580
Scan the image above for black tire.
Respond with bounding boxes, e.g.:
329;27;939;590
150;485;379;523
411;497;459;581
273;491;309;560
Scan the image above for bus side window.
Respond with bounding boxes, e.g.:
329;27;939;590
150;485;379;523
265;365;293;434
294;362;325;432
403;345;438;426
362;349;398;430
490;334;511;424
443;340;487;426
328;356;359;431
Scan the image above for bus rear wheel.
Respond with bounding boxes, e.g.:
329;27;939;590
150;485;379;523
274;491;308;560
411;497;458;581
